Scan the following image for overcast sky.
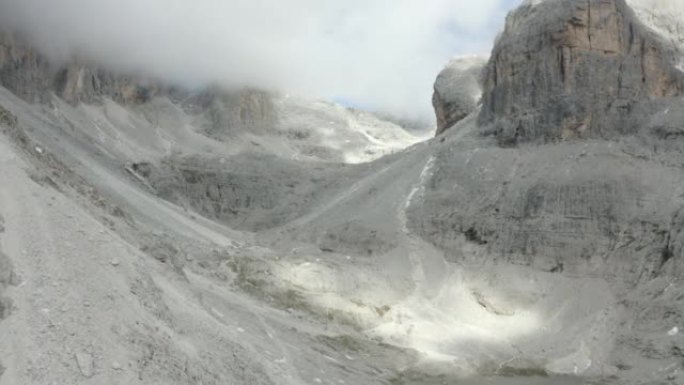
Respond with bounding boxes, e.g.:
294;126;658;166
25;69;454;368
0;0;521;122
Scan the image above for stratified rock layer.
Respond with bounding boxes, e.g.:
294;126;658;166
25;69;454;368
478;0;684;145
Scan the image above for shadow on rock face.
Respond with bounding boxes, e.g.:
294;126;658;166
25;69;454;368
0;297;11;320
0;251;15;288
0;249;16;321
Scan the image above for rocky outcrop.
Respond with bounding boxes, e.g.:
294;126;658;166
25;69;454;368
478;0;684;145
0;30;420;167
0;103;16;128
0;30;161;105
408;139;682;282
187;88;278;137
0;250;12;320
0;214;15;324
432;56;487;136
143;155;357;231
53;64;160;105
399;3;684;379
0;31;53;103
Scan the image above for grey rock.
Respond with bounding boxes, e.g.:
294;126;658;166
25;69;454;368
478;0;684;145
0;31;53;103
408;137;682;283
141;239;180;264
0;297;11;320
317;220;395;257
190;87;278;138
53;64;159;105
0;251;13;288
130;162;153;179
0;104;16;128
0;29;419;168
6;0;684;383
75;352;95;378
432;56;487;136
0;30;161;105
0;30;274;123
145;154;358;232
0;250;17;323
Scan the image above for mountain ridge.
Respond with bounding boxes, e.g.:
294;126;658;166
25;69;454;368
0;1;683;384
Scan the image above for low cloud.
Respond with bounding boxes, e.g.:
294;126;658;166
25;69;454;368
0;0;520;122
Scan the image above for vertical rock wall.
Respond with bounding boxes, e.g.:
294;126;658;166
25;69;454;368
478;0;684;145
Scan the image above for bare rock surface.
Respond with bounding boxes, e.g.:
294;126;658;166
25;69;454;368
0;29;423;165
0;23;428;385
0;0;684;384
75;352;95;378
0;31;159;106
0;113;398;385
433;56;487;136
479;0;684;145
0;104;15;128
145;154;364;231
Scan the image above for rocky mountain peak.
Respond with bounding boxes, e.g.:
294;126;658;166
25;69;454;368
432;56;487;136
0;30;160;105
477;0;684;145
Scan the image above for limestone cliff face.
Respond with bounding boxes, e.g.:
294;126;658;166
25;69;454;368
185;87;278;138
53;64;160;105
432;56;486;136
0;30;284;134
0;31;53;103
0;31;160;105
478;0;684;145
408;4;684;377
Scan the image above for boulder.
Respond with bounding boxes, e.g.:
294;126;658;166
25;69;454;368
432;56;487;135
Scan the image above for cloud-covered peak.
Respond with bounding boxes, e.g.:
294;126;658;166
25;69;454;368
0;0;519;122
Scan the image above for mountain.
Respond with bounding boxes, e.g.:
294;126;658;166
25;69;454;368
479;0;684;145
432;55;487;136
0;1;683;385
